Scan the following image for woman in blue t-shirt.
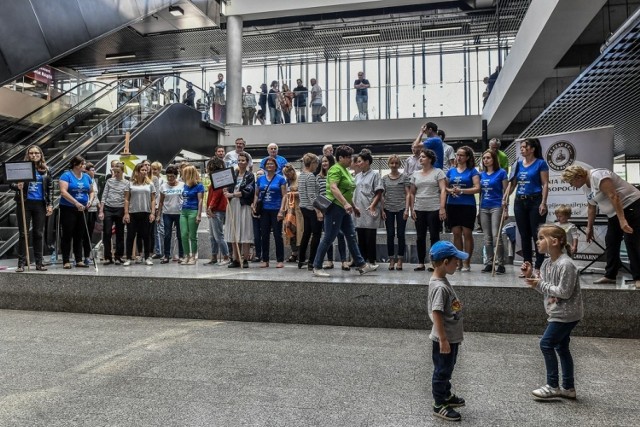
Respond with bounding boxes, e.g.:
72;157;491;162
11;145;53;272
445;146;480;271
59;155;94;269
179;165;205;265
503;138;549;274
479;150;508;274
252;157;287;268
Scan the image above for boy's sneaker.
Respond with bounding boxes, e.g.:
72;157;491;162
358;263;379;275
433;405;461;421
496;265;506;275
313;268;330;277
560;387;577;399
445;394;466;408
122;259;131;266
145;258;153;266
481;265;492;273
532;384;561;399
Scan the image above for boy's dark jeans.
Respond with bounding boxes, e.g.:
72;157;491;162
432;341;459;406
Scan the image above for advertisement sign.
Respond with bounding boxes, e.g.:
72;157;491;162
26;66;53;85
511;126;614;271
106;154;147;176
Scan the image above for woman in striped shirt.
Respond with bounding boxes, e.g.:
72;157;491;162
382;155;410;270
297;153;320;270
98;162;127;265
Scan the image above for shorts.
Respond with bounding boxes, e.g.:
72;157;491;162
446;204;476;229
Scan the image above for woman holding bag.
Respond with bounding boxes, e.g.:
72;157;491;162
253;157;287;268
224;152;255;268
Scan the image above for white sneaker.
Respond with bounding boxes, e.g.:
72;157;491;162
313;268;330;277
145;258;153;266
180;256;190;265
123;259;131;266
134;256;142;264
217;259;231;266
532;384;561;399
358;263;379;275
187;257;196;265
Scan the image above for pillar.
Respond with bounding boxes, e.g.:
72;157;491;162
226;15;243;126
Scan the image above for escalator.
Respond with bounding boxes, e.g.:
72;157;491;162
0;77;217;258
0;81;111;151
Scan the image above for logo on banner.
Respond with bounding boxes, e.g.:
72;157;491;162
546;140;576;171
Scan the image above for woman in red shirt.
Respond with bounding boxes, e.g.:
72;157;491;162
206;157;230;265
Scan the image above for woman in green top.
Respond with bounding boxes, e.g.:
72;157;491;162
311;145;378;277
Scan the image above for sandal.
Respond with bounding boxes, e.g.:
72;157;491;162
396;259;403;270
16;266;24;273
260;262;269;268
276;262;284;268
36;265;47;271
414;265;426;271
63;263;72;269
388;259;396;270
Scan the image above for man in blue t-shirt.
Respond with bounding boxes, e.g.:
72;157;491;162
413;121;444;169
259;143;288;175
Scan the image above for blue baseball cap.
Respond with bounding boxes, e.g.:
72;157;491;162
429;241;469;261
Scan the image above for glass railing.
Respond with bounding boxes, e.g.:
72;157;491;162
228;80;488;126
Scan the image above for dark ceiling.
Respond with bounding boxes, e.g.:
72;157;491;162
53;0;531;76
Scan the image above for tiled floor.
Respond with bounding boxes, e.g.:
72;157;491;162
0;310;638;426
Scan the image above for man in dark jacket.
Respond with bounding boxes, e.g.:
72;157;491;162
293;79;308;123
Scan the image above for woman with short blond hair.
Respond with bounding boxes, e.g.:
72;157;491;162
179;165;204;265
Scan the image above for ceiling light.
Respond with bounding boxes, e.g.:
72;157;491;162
421;26;463;33
105;52;136;60
169;5;184;16
342;32;380;40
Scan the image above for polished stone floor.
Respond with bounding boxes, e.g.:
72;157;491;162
0;258;636;291
0;310;638;426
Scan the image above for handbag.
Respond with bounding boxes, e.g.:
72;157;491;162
313;194;332;213
319;105;328;116
255;175;275;216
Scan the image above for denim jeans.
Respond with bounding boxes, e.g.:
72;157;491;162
296;106;306;123
208;212;229;257
479;207;504;266
313;203;365;269
514;194;547;269
540;321;579;389
384;209;407;258
326;230;347;262
260;209;284;262
355;95;368;119
269;107;282;124
207;216;220;256
432;341;460;406
162;214;183;258
154;216;164;256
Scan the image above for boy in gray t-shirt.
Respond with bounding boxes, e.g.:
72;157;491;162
427;241;468;421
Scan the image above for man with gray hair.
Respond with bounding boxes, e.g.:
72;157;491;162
322;144;334;157
489;138;509;170
259;143;288;175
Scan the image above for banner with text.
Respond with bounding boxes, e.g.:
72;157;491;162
513;126;614;270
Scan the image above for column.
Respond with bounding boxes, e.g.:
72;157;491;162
226;15;243;126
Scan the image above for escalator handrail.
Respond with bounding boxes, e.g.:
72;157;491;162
0;81;111;138
44;77;169;176
0;79;137;164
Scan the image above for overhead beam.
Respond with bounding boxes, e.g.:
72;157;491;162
482;0;607;136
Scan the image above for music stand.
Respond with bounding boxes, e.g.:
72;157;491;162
3;161;36;271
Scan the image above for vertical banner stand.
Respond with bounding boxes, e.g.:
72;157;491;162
122;131;131;155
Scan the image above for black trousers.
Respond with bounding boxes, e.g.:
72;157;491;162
60;205;86;264
299;207;323;264
356;227;377;264
605;199;640;280
16;200;46;266
415;210;441;264
103;206;125;260
126;212;151;260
